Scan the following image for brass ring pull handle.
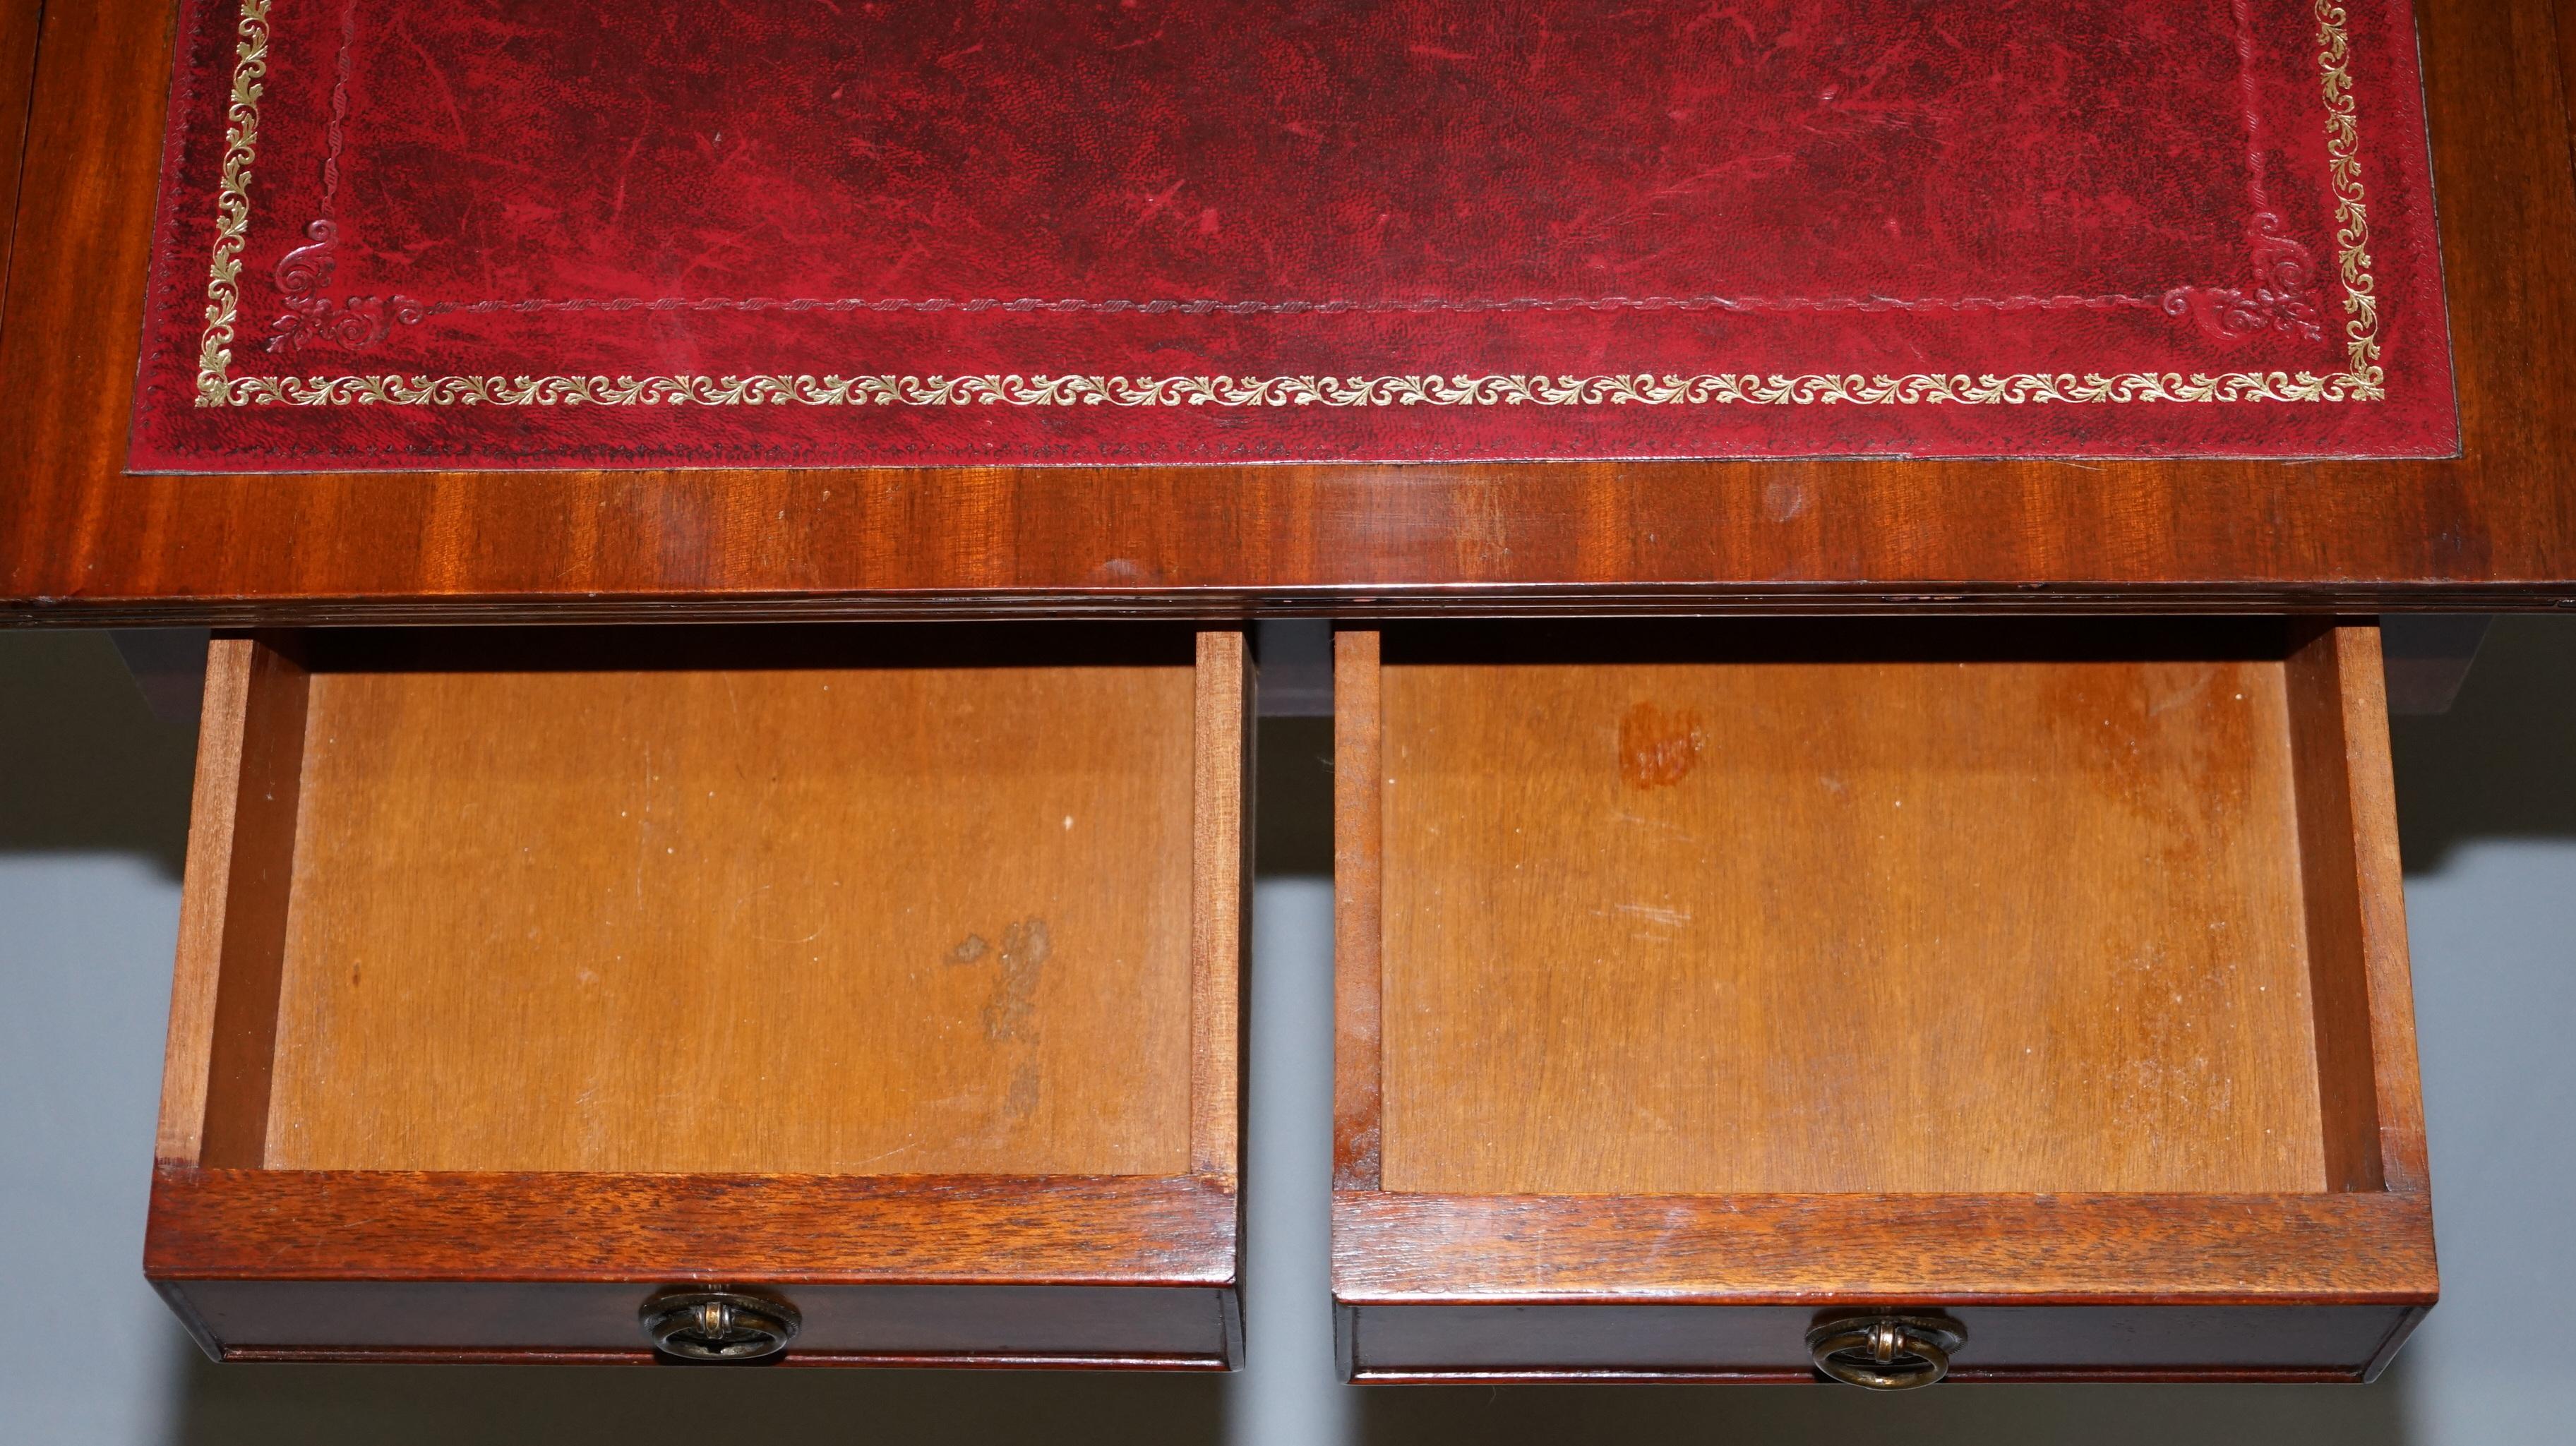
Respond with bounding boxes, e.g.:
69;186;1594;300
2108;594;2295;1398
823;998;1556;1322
1805;1314;1967;1390
640;1289;802;1362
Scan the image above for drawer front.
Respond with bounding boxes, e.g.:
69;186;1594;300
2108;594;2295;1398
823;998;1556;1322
1331;620;2435;1385
176;1283;1234;1368
1344;1303;2421;1384
150;625;1250;1366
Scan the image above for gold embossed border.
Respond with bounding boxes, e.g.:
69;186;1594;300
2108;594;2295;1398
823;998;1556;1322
194;0;272;407
191;0;2385;411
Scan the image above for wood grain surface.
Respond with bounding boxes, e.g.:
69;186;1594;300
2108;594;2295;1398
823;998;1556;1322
150;1168;1235;1284
1331;1189;2436;1303
1374;626;2328;1195
1188;630;1247;1178
2287;623;2386;1191
247;632;1196;1176
0;0;38;342
3;0;2575;620
1333;629;1385;1191
197;635;308;1168
2330;623;2432;1195
150;1167;1238;1361
156;637;257;1165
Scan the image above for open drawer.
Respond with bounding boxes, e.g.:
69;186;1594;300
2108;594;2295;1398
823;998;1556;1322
147;625;1248;1367
1331;620;2433;1385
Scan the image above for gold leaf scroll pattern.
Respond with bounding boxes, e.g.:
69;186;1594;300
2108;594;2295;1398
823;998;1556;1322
2315;0;2384;397
195;0;272;406
221;370;2381;407
194;0;2388;409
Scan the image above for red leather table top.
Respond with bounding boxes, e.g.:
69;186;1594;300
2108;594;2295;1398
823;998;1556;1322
130;0;2457;471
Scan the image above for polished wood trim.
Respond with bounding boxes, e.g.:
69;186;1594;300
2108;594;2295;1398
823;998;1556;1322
1189;629;1247;1179
216;1347;1229;1369
1;0;2573;618
0;0;42;338
2561;0;2576;186
1331;1191;2438;1306
1348;1366;2382;1385
148;1168;1238;1286
7;591;2565;627
1340;1296;2415;1381
1331;629;1383;1192
167;1276;1235;1366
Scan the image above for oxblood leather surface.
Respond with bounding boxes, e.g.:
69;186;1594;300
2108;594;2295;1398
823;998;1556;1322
130;0;2458;470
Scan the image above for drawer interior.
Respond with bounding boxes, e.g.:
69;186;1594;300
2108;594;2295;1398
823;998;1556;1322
191;627;1204;1177
1367;620;2385;1198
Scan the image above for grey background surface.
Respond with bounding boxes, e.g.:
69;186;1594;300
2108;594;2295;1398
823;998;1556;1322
1;619;2568;1444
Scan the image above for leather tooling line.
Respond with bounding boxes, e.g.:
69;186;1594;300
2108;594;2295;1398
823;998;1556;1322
262;0;2332;347
265;0;421;353
415;291;2178;320
2161;0;2330;344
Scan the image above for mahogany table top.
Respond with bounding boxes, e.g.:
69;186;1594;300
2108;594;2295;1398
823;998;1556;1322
2;0;2572;620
